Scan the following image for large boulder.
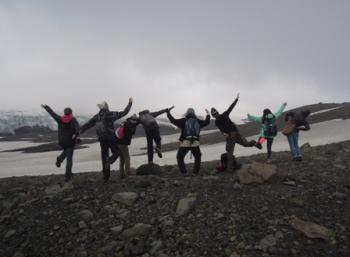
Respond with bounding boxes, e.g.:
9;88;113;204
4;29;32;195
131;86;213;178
136;164;162;176
112;192;138;206
237;162;276;184
290;216;336;244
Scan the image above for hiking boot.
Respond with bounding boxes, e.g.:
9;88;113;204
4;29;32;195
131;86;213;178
56;157;61;168
296;156;303;162
256;142;262;150
155;147;162;158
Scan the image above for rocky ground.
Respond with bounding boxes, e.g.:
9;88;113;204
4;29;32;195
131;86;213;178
0;141;349;257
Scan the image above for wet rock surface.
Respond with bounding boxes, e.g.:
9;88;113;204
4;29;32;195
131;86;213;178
0;141;350;257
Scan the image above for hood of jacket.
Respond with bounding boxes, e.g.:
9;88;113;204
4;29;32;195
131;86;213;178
61;114;73;123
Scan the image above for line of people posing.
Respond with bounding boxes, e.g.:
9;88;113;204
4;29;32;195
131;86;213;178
41;94;310;182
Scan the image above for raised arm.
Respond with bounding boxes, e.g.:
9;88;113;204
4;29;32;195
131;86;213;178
247;113;262;123
80;116;97;134
223;94;239;116
41;104;60;123
198;109;211;128
274;103;287;119
166;111;183;128
111;98;133;121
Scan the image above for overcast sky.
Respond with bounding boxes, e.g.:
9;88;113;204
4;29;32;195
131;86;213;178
0;0;349;119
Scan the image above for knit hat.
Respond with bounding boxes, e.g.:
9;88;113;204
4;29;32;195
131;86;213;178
97;101;109;110
185;108;195;116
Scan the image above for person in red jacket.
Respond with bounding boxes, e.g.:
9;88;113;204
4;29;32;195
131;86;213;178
41;104;80;182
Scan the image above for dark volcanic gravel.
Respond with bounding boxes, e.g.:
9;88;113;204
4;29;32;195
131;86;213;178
0;141;349;257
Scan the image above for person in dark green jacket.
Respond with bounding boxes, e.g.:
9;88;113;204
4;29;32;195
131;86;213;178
247;103;287;161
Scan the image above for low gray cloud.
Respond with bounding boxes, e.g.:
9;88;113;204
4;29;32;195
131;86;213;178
0;0;349;121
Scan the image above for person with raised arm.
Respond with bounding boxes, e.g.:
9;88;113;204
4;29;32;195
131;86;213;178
80;98;133;181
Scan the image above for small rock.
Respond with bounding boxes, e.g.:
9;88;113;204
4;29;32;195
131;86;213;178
63;197;74;203
112;192;138;206
202;175;220;180
233;182;242;190
110;225;123;235
79;210;94;221
256;234;277;252
121;223;152;239
300;142;311;150
149;240;163;255
333;192;346;199
12;251;25;257
230;252;240;257
283;181;296;186
124;238;147;256
79;221;87;229
4;229;16;239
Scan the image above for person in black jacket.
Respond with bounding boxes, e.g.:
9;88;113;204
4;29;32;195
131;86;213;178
211;93;261;171
116;114;139;178
167;107;210;175
138;106;174;164
80;98;133;181
284;110;311;161
41;104;80;181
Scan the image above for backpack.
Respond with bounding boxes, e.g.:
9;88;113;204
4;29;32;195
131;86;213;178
115;123;126;139
184;118;200;142
139;113;157;130
264;118;278;137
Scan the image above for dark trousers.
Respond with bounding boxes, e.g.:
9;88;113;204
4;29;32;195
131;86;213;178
258;137;274;158
226;131;256;171
176;147;201;174
146;128;161;162
99;135;120;180
266;138;274;159
57;147;74;180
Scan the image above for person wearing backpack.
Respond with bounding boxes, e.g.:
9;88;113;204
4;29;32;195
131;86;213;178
138;106;174;164
115;114;139;178
41;104;80;182
211;93;262;172
166;107;210;175
283;110;311;161
80;98;133;181
247;103;287;161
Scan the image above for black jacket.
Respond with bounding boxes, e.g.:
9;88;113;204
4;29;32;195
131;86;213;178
139;108;168;132
214;98;238;133
167;112;210;141
80;102;132;139
285;111;310;132
43;106;79;148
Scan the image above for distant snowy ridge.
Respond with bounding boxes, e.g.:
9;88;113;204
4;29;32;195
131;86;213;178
0;110;175;134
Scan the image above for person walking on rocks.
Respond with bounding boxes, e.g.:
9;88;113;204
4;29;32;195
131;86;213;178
166;107;210;175
247;102;287;161
211;93;262;171
80;98;133;181
283;110;310;161
41;104;80;182
138;106;174;164
115;114;139;178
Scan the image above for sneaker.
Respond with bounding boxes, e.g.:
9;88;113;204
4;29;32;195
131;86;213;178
56;157;61;168
155;147;162;158
296;156;303;162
